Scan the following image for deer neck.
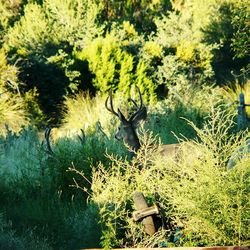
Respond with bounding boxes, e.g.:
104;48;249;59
124;129;141;153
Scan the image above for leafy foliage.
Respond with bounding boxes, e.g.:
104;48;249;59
0;0;249;248
230;0;250;73
75;25;156;101
90;109;250;248
0;0;23;44
4;0;103;120
95;0;172;32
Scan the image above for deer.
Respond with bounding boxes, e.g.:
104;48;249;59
105;87;250;169
105;87;197;160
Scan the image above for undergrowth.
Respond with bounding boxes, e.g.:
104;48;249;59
87;108;250;248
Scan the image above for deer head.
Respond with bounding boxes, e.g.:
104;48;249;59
105;87;147;154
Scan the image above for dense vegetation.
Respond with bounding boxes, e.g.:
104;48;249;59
0;0;249;249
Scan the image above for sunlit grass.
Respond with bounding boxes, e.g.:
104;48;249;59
59;92;116;138
0;92;29;136
221;81;250;117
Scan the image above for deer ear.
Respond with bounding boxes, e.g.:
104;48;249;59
118;109;128;123
130;106;147;127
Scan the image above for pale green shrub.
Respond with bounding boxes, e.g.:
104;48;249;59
60;90;148;139
88;108;250;248
154;10;217;77
75;32;156;101
6;0;103;55
0;127;45;194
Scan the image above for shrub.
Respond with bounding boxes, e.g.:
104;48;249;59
95;0;171;33
6;0;102;57
75;28;156;101
60;92;117;136
0;94;28;136
4;0;103;119
201;0;249;83
88;108;250;248
152;8;219;99
153;0;249;86
23;88;46;129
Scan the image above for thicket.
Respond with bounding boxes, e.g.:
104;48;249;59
90;110;250;248
0;0;248;124
0;0;249;249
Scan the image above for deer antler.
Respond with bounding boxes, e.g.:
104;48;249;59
44;127;54;155
77;128;85;145
129;86;146;122
105;89;119;117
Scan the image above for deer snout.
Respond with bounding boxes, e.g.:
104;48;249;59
115;132;122;141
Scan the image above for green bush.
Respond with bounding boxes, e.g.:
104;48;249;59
88;108;250;248
75;26;156;101
231;0;249;60
4;0;103;119
201;0;249;83
153;0;249;86
6;0;102;56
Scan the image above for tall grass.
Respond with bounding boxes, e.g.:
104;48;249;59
1;86;248;249
88;108;250;248
0;93;29;135
61;92;114;136
0;127;102;249
60;89;211;144
0;212;52;250
0;127;43;192
0;50;29;135
221;81;250;117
